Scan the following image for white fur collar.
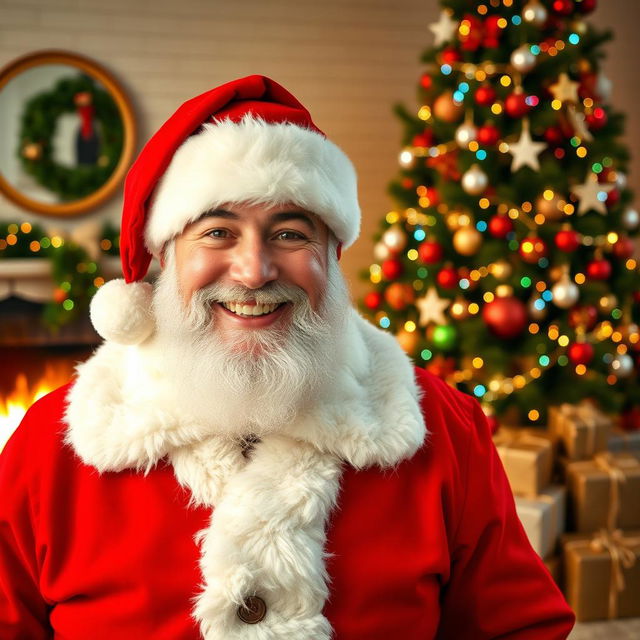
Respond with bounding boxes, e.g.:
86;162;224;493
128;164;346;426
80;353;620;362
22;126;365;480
64;309;426;639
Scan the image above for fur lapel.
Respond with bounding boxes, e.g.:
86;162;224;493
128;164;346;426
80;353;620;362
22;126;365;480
64;309;426;639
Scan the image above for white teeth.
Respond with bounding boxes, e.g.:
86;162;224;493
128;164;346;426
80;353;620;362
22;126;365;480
222;302;281;317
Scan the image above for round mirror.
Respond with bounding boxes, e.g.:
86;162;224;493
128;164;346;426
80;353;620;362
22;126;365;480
0;50;136;217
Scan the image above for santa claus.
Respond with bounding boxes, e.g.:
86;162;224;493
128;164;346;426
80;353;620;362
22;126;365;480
0;75;574;639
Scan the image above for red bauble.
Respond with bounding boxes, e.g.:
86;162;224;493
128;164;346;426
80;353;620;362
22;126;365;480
381;258;403;280
504;92;530;118
577;0;597;14
568;305;598;330
613;235;635;259
475;85;497;107
552;0;574;15
554;229;581;252
606;188;620;207
440;47;462;65
568;341;595;365
482;296;528;339
544;125;565;146
620;406;640;432
436;266;458;289
401;177;414;189
488;215;514;239
420;73;432;90
586;107;607;130
483;15;502;48
425;186;440;207
412;130;434;147
417;240;444;264
519;236;548;263
364;291;382;310
459;14;484;51
586;257;612;280
477;123;501;146
53;288;67;304
384;282;415;311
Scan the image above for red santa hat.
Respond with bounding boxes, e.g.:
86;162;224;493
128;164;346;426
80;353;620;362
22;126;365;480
90;75;360;345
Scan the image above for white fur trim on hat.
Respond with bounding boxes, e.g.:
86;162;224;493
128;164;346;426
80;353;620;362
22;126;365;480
145;117;361;255
90;279;155;345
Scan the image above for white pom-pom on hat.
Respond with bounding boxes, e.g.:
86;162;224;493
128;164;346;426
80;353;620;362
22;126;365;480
90;279;154;345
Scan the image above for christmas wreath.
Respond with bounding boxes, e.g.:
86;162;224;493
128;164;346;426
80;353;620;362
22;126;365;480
18;74;124;200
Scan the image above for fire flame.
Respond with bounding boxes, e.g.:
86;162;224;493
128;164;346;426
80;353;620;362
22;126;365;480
0;363;72;451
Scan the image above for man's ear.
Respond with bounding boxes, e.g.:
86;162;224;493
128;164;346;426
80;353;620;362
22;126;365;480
336;242;343;261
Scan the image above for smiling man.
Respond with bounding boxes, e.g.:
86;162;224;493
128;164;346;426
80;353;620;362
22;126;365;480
0;76;574;639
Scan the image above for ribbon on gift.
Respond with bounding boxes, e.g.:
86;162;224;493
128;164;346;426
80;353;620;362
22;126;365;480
555;403;602;458
594;453;640;531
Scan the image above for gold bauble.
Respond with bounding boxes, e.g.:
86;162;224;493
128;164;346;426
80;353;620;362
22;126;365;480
598;293;618;313
396;329;419;356
450;298;470;320
453;226;483;256
491;260;512;280
433;91;464;123
535;192;564;221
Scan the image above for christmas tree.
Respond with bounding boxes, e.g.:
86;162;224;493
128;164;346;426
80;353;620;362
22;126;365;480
361;0;640;428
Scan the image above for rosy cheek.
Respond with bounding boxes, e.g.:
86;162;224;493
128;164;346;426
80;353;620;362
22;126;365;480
177;248;223;300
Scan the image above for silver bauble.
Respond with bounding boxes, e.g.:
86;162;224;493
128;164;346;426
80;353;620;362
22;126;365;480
551;277;579;309
461;164;488;195
511;45;536;74
609;353;634;379
528;296;548;320
622;207;639;230
382;225;407;252
455;122;477;148
522;1;547;26
374;241;392;261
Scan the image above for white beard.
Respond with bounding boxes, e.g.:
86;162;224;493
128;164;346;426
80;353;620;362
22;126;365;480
144;245;351;440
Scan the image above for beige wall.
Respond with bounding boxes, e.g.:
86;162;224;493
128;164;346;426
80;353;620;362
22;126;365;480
1;0;638;299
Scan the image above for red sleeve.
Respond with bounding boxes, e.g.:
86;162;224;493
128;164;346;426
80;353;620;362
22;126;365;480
0;402;54;638
434;390;575;639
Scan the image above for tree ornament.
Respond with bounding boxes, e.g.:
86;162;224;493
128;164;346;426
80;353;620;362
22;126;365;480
432;324;457;351
455;121;477;148
598;293;618;313
482;295;528;339
385;282;415;311
519;235;548;263
488;215;513;239
566;105;594;142
610;353;634;378
396;329;419;356
504;89;530;118
522;0;548;26
374;241;392;261
555;227;581;252
536;191;564;221
622;207;639;230
544;125;565;147
420;73;433;91
364;291;382;310
511;44;537;74
429;9;458;47
573;172;614;215
477;123;500;146
586;256;612;281
458;13;484;51
417;239;444;264
474;85;497;107
577;0;597;13
552;0;574;16
508;120;546;171
436;265;459;289
417;287;451;326
461;164;488;195
381;258;403;280
613;235;634;260
552;273;580;309
382;225;407;253
492;260;512;280
450;298;470;320
528;295;548;320
586;106;607;131
53;287;68;304
423;186;440;207
453;226;483;256
568;305;598;330
412;130;434;148
568;341;595;366
433;91;464;123
550;73;580;104
613;170;627;190
483;15;503;48
440;47;462;65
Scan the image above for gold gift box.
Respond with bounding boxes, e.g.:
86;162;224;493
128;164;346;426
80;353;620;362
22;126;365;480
566;453;640;533
549;403;610;461
563;530;640;622
493;427;553;497
515;485;566;558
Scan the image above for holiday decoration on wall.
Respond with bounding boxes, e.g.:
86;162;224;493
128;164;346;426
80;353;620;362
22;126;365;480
361;0;639;426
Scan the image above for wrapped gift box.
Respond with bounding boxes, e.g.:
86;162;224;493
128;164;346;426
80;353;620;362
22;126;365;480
566;453;640;533
563;530;640;622
549;403;610;461
608;427;640;459
493;427;553;497
515;485;566;558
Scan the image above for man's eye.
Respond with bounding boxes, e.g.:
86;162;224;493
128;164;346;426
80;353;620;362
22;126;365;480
275;230;306;241
207;229;229;239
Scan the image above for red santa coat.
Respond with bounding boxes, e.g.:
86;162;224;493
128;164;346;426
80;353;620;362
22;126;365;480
0;366;573;639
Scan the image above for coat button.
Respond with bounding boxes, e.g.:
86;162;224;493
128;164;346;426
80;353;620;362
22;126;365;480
237;596;267;624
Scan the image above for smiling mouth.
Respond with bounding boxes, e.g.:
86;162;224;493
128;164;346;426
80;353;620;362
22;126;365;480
220;301;286;317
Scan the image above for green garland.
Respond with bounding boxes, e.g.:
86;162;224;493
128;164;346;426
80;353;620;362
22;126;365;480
18;74;124;200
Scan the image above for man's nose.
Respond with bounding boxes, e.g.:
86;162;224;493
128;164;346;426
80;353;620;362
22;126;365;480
228;237;278;289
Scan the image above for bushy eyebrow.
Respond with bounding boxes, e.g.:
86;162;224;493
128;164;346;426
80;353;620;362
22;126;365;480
198;208;317;233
